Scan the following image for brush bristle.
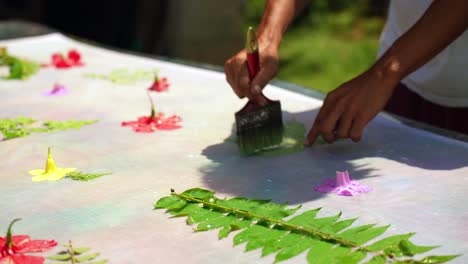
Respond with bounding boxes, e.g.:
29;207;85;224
236;101;284;155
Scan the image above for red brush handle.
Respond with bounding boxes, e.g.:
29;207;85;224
247;51;260;79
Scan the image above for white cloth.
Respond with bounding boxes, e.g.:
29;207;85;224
378;0;468;107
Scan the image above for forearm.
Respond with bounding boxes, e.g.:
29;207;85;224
373;0;468;85
257;0;310;49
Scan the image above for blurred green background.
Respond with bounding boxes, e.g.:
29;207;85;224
245;0;387;94
1;0;387;95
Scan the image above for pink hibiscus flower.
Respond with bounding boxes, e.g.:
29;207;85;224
43;49;83;69
1;219;57;264
148;76;170;92
121;92;181;133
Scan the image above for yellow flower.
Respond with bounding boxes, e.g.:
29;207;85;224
28;147;76;182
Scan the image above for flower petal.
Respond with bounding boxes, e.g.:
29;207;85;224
15;239;57;253
28;170;45;176
9;254;45;264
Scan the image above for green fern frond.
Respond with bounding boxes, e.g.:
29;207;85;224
155;188;460;264
83;68;158;85
0;117;97;140
65;171;111;181
48;241;107;264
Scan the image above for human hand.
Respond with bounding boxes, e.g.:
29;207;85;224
305;68;399;145
224;40;279;106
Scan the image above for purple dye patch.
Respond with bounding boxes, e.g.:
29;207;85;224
43;83;69;96
314;171;371;196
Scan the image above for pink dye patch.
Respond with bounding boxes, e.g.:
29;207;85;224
314;171;371;196
121;113;182;133
43;83;69;96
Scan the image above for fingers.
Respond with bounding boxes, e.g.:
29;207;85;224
335;111;354;139
305;94;342;145
224;51;250;99
250;56;278;96
305;125;319;146
225;49;279;104
349;115;366;142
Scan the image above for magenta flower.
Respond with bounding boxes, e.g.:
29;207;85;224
1;219;57;264
42;83;68;96
314;171;371;196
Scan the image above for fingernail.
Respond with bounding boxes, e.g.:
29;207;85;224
252;85;262;94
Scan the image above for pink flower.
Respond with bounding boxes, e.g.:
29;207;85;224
1;219;57;264
148;77;170;92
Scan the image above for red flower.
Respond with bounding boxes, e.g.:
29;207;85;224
43;49;83;69
121;92;182;133
1;219;57;264
148;77;170;92
122;113;182;133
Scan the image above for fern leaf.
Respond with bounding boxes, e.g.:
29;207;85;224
65;171;111;181
48;241;107;264
155;188;460;264
0;117;97;140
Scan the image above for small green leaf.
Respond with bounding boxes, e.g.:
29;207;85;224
331;218;357;233
397;239;439;257
155;196;187;209
274;236;314;263
73;247;92;254
306;240;334;264
65;171;111;182
342;225;390;244
417;255;461;263
76;252;100;262
367;233;415;251
47;254;72;261
181;188;215;199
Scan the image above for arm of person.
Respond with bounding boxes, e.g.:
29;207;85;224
305;0;468;145
224;0;310;104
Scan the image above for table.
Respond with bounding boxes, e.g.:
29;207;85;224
1;33;467;263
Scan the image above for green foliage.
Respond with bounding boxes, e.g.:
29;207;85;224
0;47;40;80
40;120;98;132
83;68;158;85
155;188;459;264
65;171;111;182
48;241;107;264
0;117;36;139
0;117;97;140
243;1;385;94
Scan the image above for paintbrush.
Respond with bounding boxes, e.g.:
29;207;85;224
235;27;284;155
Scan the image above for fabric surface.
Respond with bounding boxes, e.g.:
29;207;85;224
0;34;467;263
378;0;468;107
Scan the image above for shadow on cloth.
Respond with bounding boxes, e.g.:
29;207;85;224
199;109;468;204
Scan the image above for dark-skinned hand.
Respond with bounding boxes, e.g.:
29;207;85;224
224;40;279;106
305;68;399;145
